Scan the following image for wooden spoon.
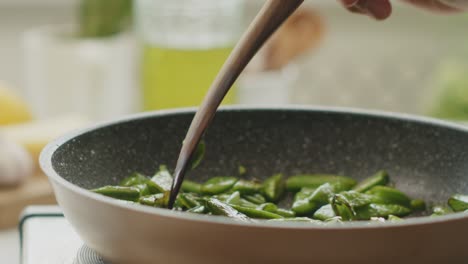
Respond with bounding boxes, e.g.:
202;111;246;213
168;0;304;208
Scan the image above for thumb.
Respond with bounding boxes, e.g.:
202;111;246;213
340;0;393;20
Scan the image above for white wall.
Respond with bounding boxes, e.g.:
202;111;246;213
0;3;76;94
0;1;467;114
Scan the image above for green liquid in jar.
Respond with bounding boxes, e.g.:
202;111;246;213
141;45;237;110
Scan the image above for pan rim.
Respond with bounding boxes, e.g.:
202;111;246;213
40;105;468;230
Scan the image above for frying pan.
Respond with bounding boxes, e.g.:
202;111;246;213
40;106;468;264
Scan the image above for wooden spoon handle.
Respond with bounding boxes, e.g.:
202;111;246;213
169;0;304;208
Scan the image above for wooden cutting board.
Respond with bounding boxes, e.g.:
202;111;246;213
0;174;56;229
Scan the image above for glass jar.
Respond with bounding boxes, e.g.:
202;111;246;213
134;0;245;110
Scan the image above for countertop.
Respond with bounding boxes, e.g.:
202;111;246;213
0;229;19;264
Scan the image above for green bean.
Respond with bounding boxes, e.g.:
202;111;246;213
231;205;283;219
201;176;238;195
331;194;356;221
189;141;205;170
119;172;152;195
212;193;231;202
93;165;464;223
120;172;149;187
238;165;247;176
177;193;201;209
268;217;322;223
354;204;411;220
239;198;259;208
243;193;267;205
431;205;453;216
226;191;241;205
231;179;262;195
148;165;173;193
313;204;336;221
293;187;316;203
257;203;278;212
335;191;374;208
292;183;336;215
92;186;140;202
448;194;468;212
353;170;389;193
286;174;357;192
133;184;151;196
292;181;358;216
257;203;295;218
388;215;403;222
205;198;251;222
274;208;296;218
187;205;207;214
366;186;411;207
262;174;285;202
410;199;426;211
370;217;386;223
291;188;316;215
325;217;343;224
331;190;412;221
139;193;169;207
181;180;202;194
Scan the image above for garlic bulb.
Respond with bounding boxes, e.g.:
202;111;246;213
0;134;33;186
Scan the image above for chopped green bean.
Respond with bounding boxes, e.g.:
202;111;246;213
231;180;262;195
388;215;403;222
139;193;169;207
205;198;251;222
239;198;259;208
243;193;267;205
335;191;374;208
226;191;241;205
92;186;140;202
262;174;285;202
238;165;247;176
120;172;149;187
189;141;206;170
201;176;238;195
274;208;296;218
91;166;465;224
353;170;389;193
313;204;336;221
268;217;322;223
410;199;426;211
448;194;468;212
292;183;337;215
133;184;151;196
286;174;357;192
147;165;173;193
366;186;411;208
177;193;201;209
257;203;295;218
187;205;207;214
431;205;453;216
354;204;411;220
231;205;283;219
181;180;202;194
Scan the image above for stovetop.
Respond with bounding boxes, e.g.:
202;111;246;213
20;206;105;264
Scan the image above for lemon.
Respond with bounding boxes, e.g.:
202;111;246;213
1;115;89;164
0;83;33;125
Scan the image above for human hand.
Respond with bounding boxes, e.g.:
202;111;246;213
339;0;462;20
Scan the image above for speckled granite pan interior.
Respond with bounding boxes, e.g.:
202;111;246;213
51;107;468;205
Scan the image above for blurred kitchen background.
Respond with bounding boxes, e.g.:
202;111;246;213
0;0;468;263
